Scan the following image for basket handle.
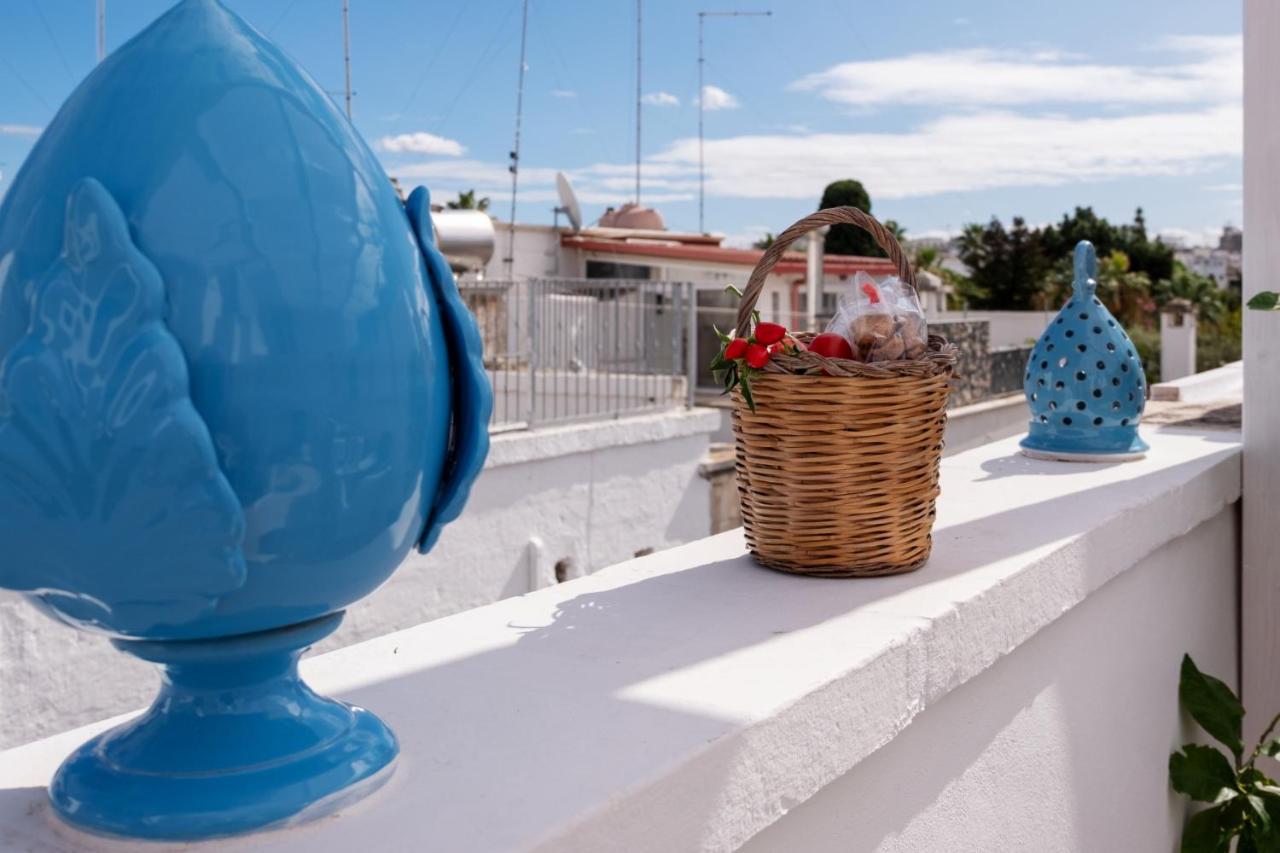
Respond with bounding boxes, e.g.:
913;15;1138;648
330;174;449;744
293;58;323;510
734;206;916;335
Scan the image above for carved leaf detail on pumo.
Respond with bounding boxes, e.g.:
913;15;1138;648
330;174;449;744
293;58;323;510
0;179;247;635
405;186;493;553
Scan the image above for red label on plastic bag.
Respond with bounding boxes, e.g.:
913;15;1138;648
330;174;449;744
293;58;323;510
861;282;881;304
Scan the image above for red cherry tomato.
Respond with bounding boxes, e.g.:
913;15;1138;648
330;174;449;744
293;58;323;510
724;337;749;360
807;332;854;360
753;322;786;345
745;342;770;369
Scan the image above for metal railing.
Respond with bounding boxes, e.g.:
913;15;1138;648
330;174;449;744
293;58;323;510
459;278;695;431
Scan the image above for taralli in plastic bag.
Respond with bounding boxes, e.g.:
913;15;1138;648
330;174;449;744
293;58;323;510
825;272;929;362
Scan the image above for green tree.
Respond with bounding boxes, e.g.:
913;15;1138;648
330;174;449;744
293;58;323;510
819;179;882;257
1093;249;1153;330
447;189;490;211
914;245;984;309
1154;263;1227;325
1039;206;1174;283
957;216;1048;309
752;232;775;250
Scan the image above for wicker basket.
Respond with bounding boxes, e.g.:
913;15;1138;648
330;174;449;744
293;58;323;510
730;207;958;577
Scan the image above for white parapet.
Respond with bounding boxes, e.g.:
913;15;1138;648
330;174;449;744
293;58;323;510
1160;303;1198;383
0;407;722;750
0;423;1241;852
1152;360;1243;403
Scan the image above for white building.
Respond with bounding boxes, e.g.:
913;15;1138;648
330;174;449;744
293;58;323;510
482;220;903;327
1174;226;1242;289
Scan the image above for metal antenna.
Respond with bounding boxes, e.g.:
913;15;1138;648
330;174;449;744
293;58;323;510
97;0;106;63
635;0;643;204
505;0;531;279
697;9;770;233
342;0;353;119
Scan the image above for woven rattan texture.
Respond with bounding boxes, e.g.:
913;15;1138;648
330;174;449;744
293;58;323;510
729;206;957;576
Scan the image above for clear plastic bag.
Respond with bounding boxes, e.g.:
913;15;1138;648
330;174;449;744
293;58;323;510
825;272;929;362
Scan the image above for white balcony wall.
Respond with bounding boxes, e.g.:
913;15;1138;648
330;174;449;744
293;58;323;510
743;506;1238;853
928;309;1054;349
0;426;1240;852
0;408;719;750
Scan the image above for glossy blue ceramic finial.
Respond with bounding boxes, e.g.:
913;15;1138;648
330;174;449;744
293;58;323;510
0;0;489;840
1020;240;1149;461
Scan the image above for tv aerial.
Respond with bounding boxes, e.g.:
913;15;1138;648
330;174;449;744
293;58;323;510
554;171;583;233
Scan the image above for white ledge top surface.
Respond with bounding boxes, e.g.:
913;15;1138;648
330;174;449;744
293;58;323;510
0;426;1242;853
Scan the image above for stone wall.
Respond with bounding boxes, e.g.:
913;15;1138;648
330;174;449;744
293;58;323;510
990;346;1034;396
932;320;991;407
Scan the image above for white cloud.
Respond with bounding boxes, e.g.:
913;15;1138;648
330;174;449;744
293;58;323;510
0;124;41;138
383;157;695;211
384;100;1239;213
791;35;1240;108
1157;226;1224;248
722;225;775;248
390;159;557;186
376;131;466;157
699;85;739;111
642;91;680;107
377;35;1241;228
551;89;577;98
650;105;1241;200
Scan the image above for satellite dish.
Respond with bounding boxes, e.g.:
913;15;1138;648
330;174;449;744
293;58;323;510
556;171;583;232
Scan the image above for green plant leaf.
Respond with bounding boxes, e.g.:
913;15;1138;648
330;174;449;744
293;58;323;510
1243;769;1275;788
1262;741;1280;760
1249;794;1274;836
739;370;756;412
1250;792;1280;853
1243;829;1262;853
1181;654;1245;761
1248;292;1280;311
1172;745;1241;803
712;324;734;344
1182;804;1232;853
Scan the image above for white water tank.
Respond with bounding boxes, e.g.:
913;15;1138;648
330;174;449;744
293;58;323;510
433;210;495;272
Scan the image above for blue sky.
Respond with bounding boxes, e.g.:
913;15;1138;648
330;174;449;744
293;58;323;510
0;0;1242;247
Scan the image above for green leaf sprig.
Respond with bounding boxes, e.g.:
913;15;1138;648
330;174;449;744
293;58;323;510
709;284;798;413
1248;292;1280;311
1171;654;1280;852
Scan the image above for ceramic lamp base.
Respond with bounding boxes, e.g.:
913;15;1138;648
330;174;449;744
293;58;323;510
1019;422;1149;463
48;612;398;842
1019;446;1148;463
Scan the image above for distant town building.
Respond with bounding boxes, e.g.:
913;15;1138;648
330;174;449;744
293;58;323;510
472;214;901;331
1219;225;1243;254
1174;225;1241;289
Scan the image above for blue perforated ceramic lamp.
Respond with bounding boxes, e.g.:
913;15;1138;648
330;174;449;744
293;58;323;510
1020;241;1149;461
0;0;491;842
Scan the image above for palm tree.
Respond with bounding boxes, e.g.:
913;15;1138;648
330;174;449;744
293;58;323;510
1154;263;1227;325
913;245;985;309
1092;250;1154;329
447;189;490;212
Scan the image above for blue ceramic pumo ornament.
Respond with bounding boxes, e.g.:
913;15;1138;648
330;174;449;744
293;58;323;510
0;0;491;841
1020;241;1148;461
